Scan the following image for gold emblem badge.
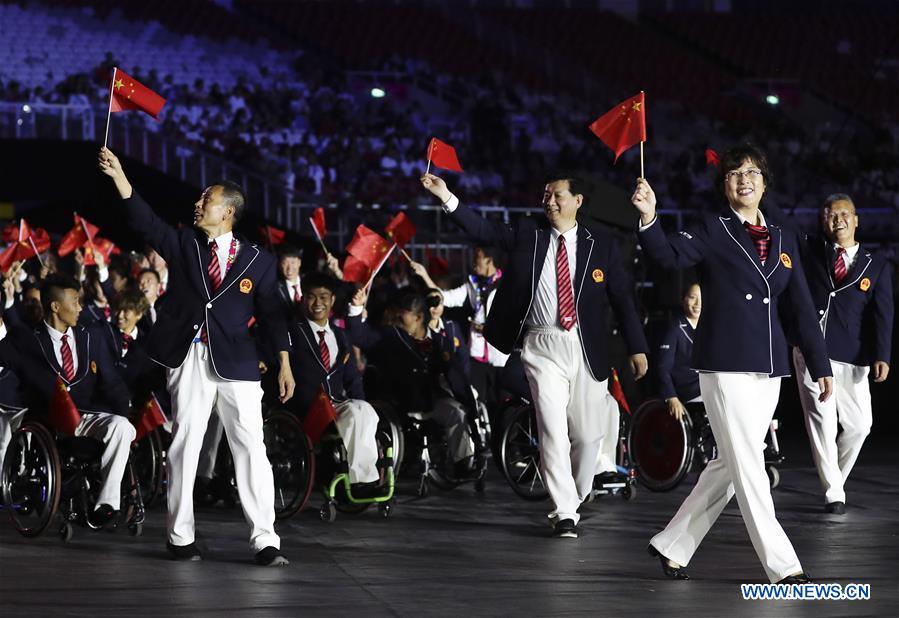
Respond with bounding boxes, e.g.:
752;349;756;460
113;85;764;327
592;268;604;283
453;336;461;349
90;361;97;374
780;253;792;268
239;278;253;294
860;278;871;292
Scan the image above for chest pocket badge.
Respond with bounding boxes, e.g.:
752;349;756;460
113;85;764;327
90;360;97;374
239;278;253;294
592;268;604;283
780;253;792;268
859;278;871;292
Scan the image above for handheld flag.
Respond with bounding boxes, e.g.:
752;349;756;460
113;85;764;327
608;367;631;415
49;376;82;436
132;395;168;443
310;207;327;241
83;237;119;266
384;212;416;248
0;219;44;272
342;255;372;284
109;68;166;119
58;214;100;257
427;137;464;173
303;386;338;445
705;148;720;167
259;225;286;247
588;92;646;164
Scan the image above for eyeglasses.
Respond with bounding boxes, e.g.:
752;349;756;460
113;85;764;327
724;169;764;182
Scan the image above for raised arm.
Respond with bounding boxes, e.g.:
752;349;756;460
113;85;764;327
344;286;383;352
631;178;707;270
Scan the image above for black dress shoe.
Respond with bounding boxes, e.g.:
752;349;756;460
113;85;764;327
647;544;690;580
87;504;116;529
552;518;578;539
777;572;811;584
167;542;202;561
825;501;846;514
255;546;289;566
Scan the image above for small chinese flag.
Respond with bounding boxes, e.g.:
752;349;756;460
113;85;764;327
346;225;393;269
608;367;631;415
58;214;100;257
427;137;464;173
132;395;167;443
49;376;82;436
310;207;327;241
259;225;286;246
588;92;646;163
424;246;449;278
705;148;720;167
342;255;372;284
385;212;416;248
82;236;119;266
0;219;40;272
303;386;337;445
109;68;166;119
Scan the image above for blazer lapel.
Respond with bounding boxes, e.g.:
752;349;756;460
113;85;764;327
762;225;782;279
193;237;212;300
836;246;872;291
720;217;765;273
214;239;260;300
574;226;594;302
36;327;63;376
73;328;90;383
299;320;329;373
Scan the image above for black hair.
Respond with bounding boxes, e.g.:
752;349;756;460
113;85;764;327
544;172;590;207
40;273;80;318
211;180;247;222
821;193;855;213
715;144;772;196
115;288;150;316
396;292;427;320
138;268;160;283
277;244;302;261
301;271;339;296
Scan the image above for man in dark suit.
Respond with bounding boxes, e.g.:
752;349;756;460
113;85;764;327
0;274;134;529
288;272;379;492
137;267;165;330
633;144;833;584
99;147;295;566
277;245;303;315
790;194;893;514
421;171;649;539
0;275;27;464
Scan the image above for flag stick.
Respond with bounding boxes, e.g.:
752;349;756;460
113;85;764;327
639;141;644;178
364;243;396;291
309;218;330;257
399;247;412;262
425;158;431;175
103;67;117;149
28;237;45;268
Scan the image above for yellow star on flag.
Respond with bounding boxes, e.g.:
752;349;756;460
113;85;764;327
114;79;124;90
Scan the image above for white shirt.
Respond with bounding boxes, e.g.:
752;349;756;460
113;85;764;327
121;326;139;358
284;277;302;303
0;321;6;371
308;319;337;368
206;231;237;280
526;225;578;329
833;242;860;271
45;322;78;374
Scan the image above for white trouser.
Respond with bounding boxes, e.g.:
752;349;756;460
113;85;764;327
334;399;380;484
521;326;612;525
793;349;872;504
650;373;802;583
0;408;27;468
196;409;224;481
423;397;475;463
166;343;278;552
594;390;621;475
75;412;137;511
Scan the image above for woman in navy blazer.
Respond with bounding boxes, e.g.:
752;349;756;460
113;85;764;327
656;283;702;420
633;144;833;584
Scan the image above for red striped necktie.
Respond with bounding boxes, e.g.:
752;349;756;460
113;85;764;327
318;330;331;371
122;332;133;353
60;333;75;381
200;241;221;344
833;247;847;284
557;236;577;330
293;284;302;304
743;221;770;263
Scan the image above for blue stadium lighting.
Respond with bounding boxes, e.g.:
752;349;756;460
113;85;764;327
370;87;386;98
765;94;780;106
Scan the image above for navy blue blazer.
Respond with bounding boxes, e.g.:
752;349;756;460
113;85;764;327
800;238;893;366
446;203;649;382
0;323;131;417
92;322;165;402
655;316;700;402
638;213;832;380
122;192;290;381
288;318;364;415
347;315;477;414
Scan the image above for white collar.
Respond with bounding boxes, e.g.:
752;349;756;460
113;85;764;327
429;318;445;333
307;318;331;335
550;223;579;243
730;207;767;227
44;321;74;343
833;242;860;260
122;326;139;340
208;230;234;248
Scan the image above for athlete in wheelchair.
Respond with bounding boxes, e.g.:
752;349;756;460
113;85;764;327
348;286;489;497
0;274;145;539
628;283;783;491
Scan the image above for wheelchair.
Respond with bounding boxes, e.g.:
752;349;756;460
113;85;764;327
399;400;491;498
627;399;784;492
261;404;400;522
130;427;167;507
1;419;146;540
498;396;637;502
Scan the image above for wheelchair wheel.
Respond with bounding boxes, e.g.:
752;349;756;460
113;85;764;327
628;400;694;492
499;404;549;501
371;402;404;478
131;428;165;508
767;465;780;489
263;409;315;520
1;422;62;537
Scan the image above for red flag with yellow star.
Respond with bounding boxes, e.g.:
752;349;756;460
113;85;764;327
109;68;166;119
303;386;338;445
346;225;394;272
588;92;646;163
49;376;82;436
385;212;416;248
132;395;167;443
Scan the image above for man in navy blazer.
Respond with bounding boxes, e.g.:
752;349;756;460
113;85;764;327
0;274;134;528
789;194;893;514
634;144;832;584
287;272;379;491
99;147;294;566
421;171;649;539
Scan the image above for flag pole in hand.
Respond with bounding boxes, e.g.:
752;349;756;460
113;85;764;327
103;67;117;149
639;91;645;178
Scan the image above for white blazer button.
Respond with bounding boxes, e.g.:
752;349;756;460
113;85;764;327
830;292;836;297
745;293;752;300
763;298;770;304
193;324;199;330
206;303;213;309
818;309;825;315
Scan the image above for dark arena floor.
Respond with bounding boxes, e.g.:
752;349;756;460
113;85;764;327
1;437;896;617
